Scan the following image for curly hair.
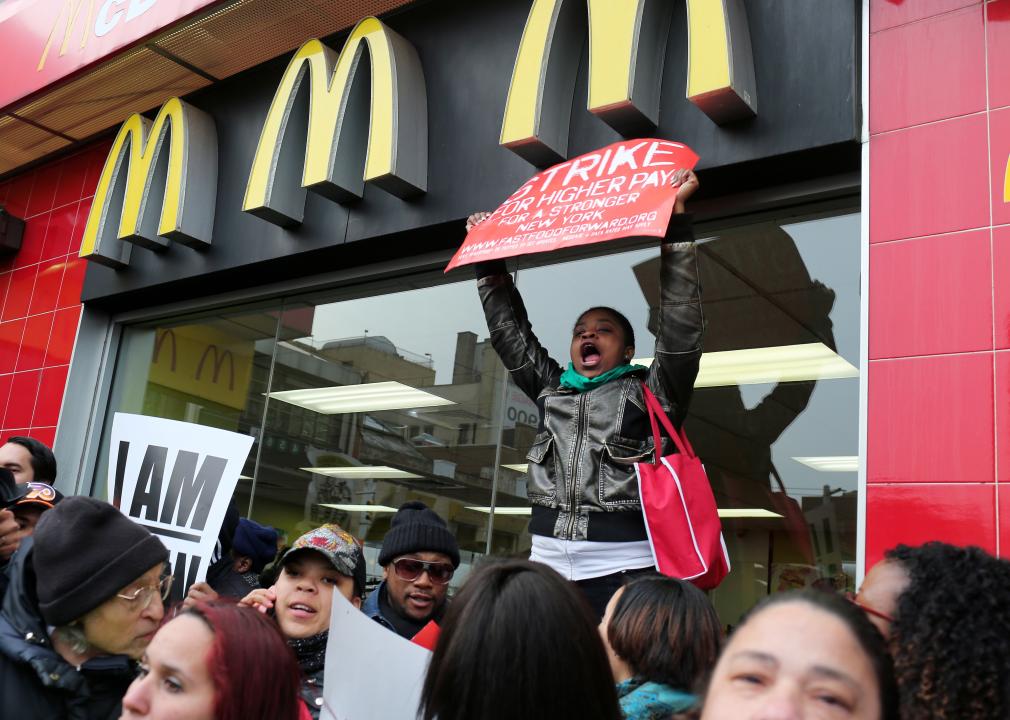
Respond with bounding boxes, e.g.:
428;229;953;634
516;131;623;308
886;543;1010;720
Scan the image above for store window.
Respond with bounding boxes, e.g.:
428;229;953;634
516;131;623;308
94;210;860;620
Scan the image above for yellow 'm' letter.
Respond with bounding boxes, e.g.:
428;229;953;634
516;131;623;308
243;17;427;227
501;0;756;166
80;97;218;269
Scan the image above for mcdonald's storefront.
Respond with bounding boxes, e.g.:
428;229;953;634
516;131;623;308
1;0;1007;623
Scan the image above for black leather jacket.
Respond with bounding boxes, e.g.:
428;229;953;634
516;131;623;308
477;217;703;541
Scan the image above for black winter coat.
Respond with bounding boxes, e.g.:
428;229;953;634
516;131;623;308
0;538;137;720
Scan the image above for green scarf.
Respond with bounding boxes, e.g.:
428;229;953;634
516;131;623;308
559;362;648;392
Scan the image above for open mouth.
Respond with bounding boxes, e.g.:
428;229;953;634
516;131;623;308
288;602;317;619
580;341;601;368
407;593;434;611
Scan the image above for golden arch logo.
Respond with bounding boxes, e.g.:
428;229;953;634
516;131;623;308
501;0;757;165
243;16;427;227
195;345;236;391
79;97;218;268
153;329;178;371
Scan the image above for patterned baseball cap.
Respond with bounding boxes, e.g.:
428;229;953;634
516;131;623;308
282;523;365;596
13;482;63;510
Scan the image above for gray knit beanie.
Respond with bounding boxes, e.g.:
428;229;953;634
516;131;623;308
33;496;169;626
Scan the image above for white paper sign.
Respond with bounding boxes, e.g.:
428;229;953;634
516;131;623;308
321;592;432;720
107;413;254;600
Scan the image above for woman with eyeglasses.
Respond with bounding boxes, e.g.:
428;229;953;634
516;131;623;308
120;600;306;720
856;543;1010;720
237;523;366;719
0;497;169;720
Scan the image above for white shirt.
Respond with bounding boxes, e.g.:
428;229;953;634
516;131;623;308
529;535;655;581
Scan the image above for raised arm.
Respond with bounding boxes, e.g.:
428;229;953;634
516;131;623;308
470;215;563;402
646;171;704;426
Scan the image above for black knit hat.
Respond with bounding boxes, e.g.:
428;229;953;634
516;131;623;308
33;496;169;626
378;501;460;568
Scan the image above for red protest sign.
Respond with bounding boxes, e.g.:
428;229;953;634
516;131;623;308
446;139;698;272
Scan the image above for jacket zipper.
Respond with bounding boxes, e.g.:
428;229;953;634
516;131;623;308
564;392;590;539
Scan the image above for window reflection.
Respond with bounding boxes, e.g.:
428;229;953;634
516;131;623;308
97;210;860;624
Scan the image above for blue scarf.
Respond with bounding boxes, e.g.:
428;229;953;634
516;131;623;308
616;678;697;720
558;362;648;392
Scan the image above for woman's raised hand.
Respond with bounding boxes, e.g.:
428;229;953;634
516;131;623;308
671;169;699;214
466;211;492;232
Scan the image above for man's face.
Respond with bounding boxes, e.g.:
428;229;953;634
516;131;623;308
13;505;44;536
382;551;453;622
0;443;34;484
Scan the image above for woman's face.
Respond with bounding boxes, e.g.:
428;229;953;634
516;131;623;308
81;564;166;660
120;614;215;720
855;559;909;639
701;602;881;720
598;587;631;683
273;551;352;639
570;309;633;378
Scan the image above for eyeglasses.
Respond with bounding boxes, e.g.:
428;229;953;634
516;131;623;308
391;557;454;585
117;574;174;610
844;591;894;624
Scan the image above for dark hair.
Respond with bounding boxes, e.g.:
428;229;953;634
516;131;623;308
607;575;721;691
180;600;303;720
420;559;622;720
577;306;636;350
709;590;898;720
7;436;57;482
885;543;1010;719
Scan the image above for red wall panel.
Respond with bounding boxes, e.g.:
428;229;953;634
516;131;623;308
0;141;108;445
867;0;1005;569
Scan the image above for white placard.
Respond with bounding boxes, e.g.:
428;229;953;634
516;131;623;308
107;413;254;598
321;592;432;720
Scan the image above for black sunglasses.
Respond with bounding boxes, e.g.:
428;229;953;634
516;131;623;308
392;557;454;585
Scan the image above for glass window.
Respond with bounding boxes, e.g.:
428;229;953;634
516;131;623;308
94;210;860;623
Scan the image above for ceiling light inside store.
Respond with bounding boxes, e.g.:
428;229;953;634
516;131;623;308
792;456;859;472
718;509;784;519
502;464;529;473
466;506;533;515
319;503;399;513
303;466;423;479
465;506;783;519
634;342;859;387
269;381;455;414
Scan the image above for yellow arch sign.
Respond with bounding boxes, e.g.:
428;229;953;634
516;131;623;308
243;17;427;227
79;97;217;268
501;0;756;166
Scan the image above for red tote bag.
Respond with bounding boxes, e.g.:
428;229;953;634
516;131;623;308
635;385;730;590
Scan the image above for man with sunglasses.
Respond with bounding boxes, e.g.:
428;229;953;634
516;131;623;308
363;501;460;640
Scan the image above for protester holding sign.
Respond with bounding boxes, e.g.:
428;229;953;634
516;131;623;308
0;497;169;719
120;600;306;720
468;169;702;617
236;523;365;719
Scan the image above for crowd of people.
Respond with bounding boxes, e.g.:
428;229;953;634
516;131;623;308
2;469;1009;719
1;172;1009;719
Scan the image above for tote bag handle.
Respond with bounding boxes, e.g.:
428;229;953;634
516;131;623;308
641;384;697;463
